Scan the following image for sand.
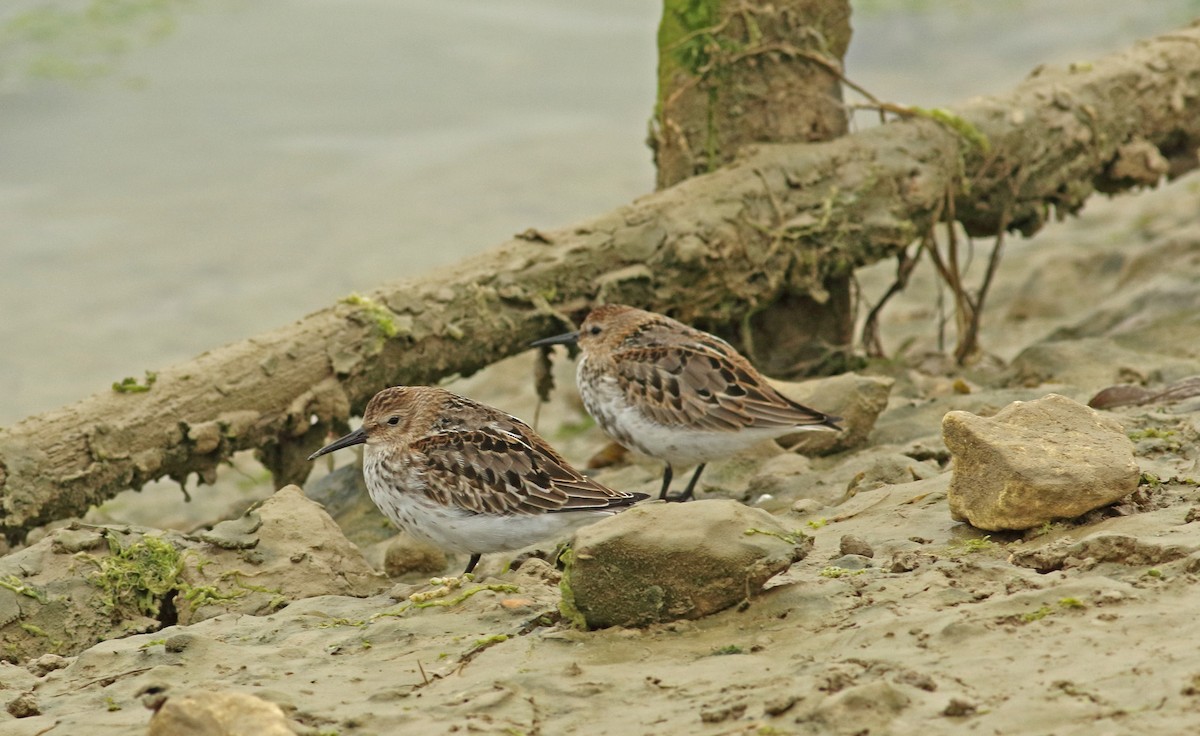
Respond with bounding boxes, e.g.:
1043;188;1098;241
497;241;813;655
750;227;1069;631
4;176;1200;734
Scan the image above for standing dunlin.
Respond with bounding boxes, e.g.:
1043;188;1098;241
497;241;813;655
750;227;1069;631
308;386;647;575
532;304;841;502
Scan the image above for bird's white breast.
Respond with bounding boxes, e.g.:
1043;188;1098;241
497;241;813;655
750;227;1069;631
362;445;612;555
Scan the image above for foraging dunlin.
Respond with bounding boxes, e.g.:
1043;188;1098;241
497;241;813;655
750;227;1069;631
532;305;841;501
308;386;646;575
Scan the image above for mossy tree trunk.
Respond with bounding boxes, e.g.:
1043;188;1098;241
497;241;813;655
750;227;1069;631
652;0;855;377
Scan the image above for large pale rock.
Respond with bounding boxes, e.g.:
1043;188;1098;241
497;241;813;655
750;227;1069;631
180;485;388;623
147;691;296;736
560;500;811;629
944;394;1139;530
773;373;894;455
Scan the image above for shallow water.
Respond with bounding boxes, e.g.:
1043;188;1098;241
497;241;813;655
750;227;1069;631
0;0;1195;425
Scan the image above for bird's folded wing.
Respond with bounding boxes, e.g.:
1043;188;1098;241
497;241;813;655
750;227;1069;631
613;342;831;431
412;427;632;515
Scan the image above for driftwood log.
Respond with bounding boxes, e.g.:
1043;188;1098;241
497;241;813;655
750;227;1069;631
2;24;1199;542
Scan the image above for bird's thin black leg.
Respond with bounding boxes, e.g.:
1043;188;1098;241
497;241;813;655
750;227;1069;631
658;464;675;500
464;553;481;575
674;463;707;502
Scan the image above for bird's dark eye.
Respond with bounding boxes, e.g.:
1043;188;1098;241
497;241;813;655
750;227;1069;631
386;416;400;426
589;325;602;335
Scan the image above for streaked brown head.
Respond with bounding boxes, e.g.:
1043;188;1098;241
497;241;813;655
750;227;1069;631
530;304;662;355
308;386;433;460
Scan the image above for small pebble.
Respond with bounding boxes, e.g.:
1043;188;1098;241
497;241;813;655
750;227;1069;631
6;691;40;718
790;498;824;515
26;653;69;677
839;535;874;558
499;598;537;611
894;669;937;692
888;551;921;573
942;697;978;717
165;634;194;653
763;694;799;716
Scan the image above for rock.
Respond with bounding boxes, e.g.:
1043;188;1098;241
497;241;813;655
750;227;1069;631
560;500;811;629
25;654;68;677
839;535;874;558
887;551;922;573
5;691;39;718
164;634;195;653
0;486;387;662
49;528;106;554
383;534;448;577
199;512;262;550
894;669;938;692
942;696;978;717
772;373;895;455
177;485;388;623
0;664;36;701
944;394;1140;530
790;498;825;516
147;691;296;736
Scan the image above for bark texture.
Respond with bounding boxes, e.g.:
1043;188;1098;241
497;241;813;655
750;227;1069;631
652;0;854;376
2;24;1199;541
652;0;852;188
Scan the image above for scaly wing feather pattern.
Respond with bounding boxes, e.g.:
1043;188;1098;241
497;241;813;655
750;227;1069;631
408;424;640;516
611;333;837;433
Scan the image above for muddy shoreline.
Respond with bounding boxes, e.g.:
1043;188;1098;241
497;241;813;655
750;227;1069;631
4;177;1200;734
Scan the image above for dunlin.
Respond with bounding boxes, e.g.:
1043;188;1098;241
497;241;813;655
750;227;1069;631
308;386;647;575
532;304;841;501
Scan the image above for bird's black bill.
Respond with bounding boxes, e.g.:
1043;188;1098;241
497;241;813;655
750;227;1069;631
308;426;368;460
529;331;579;348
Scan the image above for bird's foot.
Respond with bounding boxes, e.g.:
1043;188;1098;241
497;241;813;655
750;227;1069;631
663;491;695;503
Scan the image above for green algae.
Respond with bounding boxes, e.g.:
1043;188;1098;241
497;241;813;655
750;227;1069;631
340;293;400;340
83;534;183;618
112;370;157;393
556;548;589;630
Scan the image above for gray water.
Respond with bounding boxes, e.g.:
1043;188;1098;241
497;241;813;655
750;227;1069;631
1;0;1195;425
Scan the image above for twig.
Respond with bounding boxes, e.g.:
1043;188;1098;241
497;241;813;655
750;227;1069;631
958;199;1014;364
752;168;787;259
71;664;179;691
860;242;925;357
